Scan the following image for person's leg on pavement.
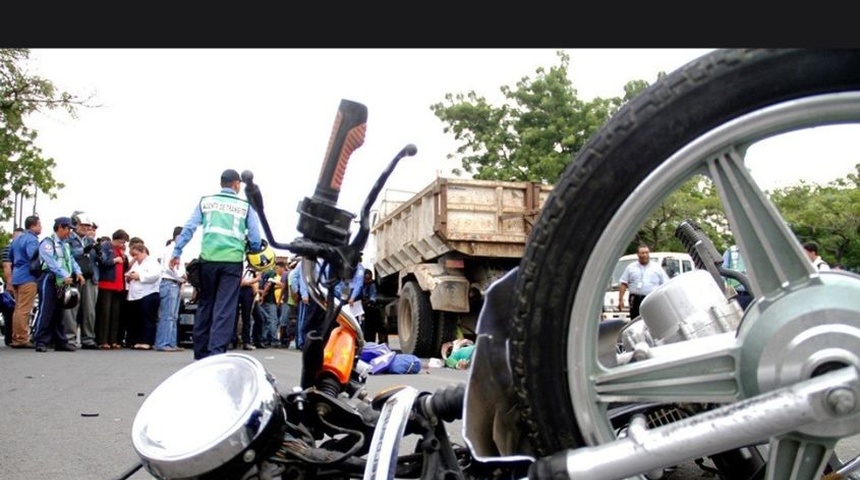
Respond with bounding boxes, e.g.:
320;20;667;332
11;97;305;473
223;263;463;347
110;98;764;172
140;292;160;347
207;262;241;356
62;301;79;346
295;302;305;350
11;282;36;346
155;281;180;350
193;262;218;359
33;274;56;350
238;287;254;349
79;279;98;348
259;301;278;346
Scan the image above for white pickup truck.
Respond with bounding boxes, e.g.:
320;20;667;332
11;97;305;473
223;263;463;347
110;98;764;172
602;251;695;321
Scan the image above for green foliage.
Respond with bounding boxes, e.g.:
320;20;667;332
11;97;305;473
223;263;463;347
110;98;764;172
769;164;860;269
430;51;645;184
632;176;731;254
1;48;86;238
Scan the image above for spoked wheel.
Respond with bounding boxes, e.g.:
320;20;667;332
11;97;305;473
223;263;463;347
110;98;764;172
511;49;860;480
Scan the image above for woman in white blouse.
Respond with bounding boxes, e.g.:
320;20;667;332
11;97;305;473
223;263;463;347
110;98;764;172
125;242;162;350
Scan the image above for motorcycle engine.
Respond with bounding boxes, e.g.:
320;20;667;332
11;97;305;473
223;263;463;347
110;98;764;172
619;270;744;358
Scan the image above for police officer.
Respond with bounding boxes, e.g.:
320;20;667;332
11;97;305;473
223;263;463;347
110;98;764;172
34;217;84;353
170;169;263;360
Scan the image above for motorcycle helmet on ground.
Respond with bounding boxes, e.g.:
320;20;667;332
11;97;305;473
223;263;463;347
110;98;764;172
58;284;81;309
246;239;275;272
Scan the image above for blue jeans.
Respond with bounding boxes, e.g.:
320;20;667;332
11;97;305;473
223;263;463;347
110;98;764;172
258;301;278;345
155;281;181;349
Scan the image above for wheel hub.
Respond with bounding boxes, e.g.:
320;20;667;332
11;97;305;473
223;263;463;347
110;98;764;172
737;272;860;437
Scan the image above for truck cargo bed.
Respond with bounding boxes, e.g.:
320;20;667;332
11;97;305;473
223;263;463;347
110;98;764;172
373;177;552;278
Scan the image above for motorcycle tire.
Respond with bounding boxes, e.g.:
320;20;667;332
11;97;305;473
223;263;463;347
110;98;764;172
510;48;860;476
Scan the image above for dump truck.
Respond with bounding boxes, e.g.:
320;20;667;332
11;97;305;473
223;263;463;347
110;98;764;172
371;177;552;357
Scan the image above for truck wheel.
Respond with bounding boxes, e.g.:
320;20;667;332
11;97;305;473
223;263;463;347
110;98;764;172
435;312;459;353
397;281;435;357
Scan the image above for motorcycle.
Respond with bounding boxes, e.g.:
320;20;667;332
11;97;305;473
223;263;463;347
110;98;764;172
117;49;860;480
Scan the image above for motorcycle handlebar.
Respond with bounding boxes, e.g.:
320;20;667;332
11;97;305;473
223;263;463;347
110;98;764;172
314;99;368;207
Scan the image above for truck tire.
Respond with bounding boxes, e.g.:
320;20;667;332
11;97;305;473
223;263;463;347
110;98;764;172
397;281;435;357
435;312;459;353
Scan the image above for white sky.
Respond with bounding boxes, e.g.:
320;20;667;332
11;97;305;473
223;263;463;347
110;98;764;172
14;49;859;260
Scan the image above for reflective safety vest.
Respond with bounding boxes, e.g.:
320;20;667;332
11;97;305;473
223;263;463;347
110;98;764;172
199;193;249;262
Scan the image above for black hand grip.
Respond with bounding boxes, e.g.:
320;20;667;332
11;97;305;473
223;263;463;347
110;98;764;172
241;170;264;212
314;99;368;206
675;219;725;289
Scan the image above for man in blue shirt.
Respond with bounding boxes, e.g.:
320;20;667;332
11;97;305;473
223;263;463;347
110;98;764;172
8;216;42;348
170;169;263;360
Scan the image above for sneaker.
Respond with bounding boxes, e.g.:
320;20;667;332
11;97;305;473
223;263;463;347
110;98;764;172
81;343;99;350
243;344;256;351
35;345;48;353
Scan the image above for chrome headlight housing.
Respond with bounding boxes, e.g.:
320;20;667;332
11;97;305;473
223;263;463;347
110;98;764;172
132;353;285;479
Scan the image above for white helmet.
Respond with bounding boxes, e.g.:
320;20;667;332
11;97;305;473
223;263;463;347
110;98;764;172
71;211;94;227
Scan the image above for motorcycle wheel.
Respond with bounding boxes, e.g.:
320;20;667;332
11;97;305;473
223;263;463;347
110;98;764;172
511;48;860;479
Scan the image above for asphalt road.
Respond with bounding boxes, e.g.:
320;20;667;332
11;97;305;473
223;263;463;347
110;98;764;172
1;337;857;480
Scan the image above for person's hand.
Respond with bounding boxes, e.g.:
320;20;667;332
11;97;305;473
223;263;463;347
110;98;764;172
302;296;309;305
63;276;74;285
113;256;123;264
618;297;624;309
348;298;354;307
169;257;179;269
76;274;85;285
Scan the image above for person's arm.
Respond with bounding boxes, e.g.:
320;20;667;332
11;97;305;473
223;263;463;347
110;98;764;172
68;246;85;285
246;207;263;252
171;204;202;266
617;282;628;310
2;246;12;288
347;265;364;304
617;265;630;310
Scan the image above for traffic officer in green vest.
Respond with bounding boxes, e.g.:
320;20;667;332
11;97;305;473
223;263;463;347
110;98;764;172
170;169;264;360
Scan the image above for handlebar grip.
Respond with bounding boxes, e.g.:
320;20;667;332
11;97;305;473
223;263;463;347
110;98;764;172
314;99;368;206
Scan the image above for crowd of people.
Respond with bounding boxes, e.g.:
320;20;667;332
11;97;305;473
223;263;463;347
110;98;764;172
0;212;193;353
1;168;388;358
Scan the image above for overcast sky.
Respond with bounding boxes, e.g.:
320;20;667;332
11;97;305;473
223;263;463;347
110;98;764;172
15;49;859;261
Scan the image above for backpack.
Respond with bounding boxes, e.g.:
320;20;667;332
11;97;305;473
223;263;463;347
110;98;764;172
29;240;46;277
185;258;201;289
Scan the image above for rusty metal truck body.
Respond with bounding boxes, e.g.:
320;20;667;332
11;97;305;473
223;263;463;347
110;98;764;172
371;177;551;357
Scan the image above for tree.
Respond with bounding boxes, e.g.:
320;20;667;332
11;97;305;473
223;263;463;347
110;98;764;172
430;50;644;184
0;48;87;245
769;164;860;269
431;51;724;254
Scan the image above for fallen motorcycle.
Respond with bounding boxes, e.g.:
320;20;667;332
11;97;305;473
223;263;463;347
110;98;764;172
118;49;860;480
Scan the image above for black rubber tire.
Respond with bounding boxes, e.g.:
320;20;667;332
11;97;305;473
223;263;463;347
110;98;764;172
435;312;459;355
396;281;436;357
510;49;860;454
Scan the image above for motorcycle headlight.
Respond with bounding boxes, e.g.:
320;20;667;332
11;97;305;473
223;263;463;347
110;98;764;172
132;353;285;479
